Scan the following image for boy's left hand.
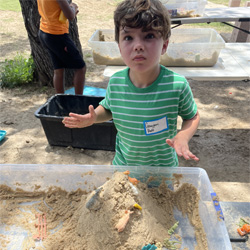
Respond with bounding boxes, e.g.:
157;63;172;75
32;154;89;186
166;138;199;161
70;3;79;15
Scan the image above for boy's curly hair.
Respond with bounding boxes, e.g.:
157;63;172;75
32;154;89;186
114;0;171;42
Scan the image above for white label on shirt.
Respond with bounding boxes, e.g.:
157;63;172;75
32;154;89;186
143;116;169;136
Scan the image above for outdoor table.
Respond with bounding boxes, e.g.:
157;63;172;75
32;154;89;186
171;7;250;35
103;43;250;81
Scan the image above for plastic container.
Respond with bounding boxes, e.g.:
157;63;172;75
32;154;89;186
88;28;225;67
160;0;207;18
88;29;124;66
162;28;225;66
0;130;6;141
0;164;232;250
34;94;116;151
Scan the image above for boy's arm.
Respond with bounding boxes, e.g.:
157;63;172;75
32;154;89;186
62;105;112;128
166;111;200;161
57;0;78;21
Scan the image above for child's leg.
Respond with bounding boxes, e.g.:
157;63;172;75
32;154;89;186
74;65;86;95
53;68;65;94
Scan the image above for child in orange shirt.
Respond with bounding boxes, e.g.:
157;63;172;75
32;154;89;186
37;0;86;94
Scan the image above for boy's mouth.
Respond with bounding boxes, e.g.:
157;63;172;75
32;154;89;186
133;55;146;61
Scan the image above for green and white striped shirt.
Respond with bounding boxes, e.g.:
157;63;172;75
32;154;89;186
100;65;197;167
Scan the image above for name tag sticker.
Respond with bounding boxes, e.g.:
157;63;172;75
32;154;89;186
143;116;169;136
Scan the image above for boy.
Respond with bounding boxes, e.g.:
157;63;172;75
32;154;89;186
37;0;86;94
63;0;200;167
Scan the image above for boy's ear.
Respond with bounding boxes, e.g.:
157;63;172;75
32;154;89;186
161;40;169;55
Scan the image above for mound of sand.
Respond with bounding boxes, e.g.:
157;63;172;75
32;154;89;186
74;171;208;250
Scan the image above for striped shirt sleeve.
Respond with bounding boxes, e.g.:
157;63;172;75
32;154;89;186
178;79;197;120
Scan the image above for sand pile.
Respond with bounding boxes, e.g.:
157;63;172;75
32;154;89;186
73;171;208;249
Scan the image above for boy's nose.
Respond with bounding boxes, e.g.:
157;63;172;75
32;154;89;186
135;46;143;51
134;39;144;51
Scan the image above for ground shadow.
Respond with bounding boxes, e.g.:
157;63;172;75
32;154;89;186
0;33;30;58
179;128;250;183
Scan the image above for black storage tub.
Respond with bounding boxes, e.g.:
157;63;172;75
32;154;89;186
35;94;116;151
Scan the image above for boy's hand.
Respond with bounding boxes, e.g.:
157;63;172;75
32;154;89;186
166;137;199;162
62;105;96;128
70;3;79;15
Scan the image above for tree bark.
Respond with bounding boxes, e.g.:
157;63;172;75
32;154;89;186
18;0;83;88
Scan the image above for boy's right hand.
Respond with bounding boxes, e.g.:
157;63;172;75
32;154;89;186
62;105;96;128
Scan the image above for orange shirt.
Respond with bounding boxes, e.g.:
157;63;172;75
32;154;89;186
37;0;69;35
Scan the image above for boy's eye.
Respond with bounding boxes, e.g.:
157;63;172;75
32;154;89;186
124;36;132;41
146;33;155;39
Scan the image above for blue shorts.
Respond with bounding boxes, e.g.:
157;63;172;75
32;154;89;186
39;30;85;70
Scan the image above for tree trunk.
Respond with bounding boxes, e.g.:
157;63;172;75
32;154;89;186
18;0;83;88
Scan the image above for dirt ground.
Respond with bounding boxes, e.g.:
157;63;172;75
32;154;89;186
0;0;249;204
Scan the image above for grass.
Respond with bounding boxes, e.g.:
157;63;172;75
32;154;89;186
0;0;21;11
0;0;123;11
108;0;124;6
189;22;233;33
0;0;248;12
210;0;248;6
0;0;246;37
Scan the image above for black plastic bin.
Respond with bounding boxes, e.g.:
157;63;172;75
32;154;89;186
35;94;116;151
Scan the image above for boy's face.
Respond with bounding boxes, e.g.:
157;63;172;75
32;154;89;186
118;26;168;73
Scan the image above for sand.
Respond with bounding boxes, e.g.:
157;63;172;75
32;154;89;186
0;171;210;250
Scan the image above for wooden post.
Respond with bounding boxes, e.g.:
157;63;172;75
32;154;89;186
229;1;250;42
228;0;241;7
